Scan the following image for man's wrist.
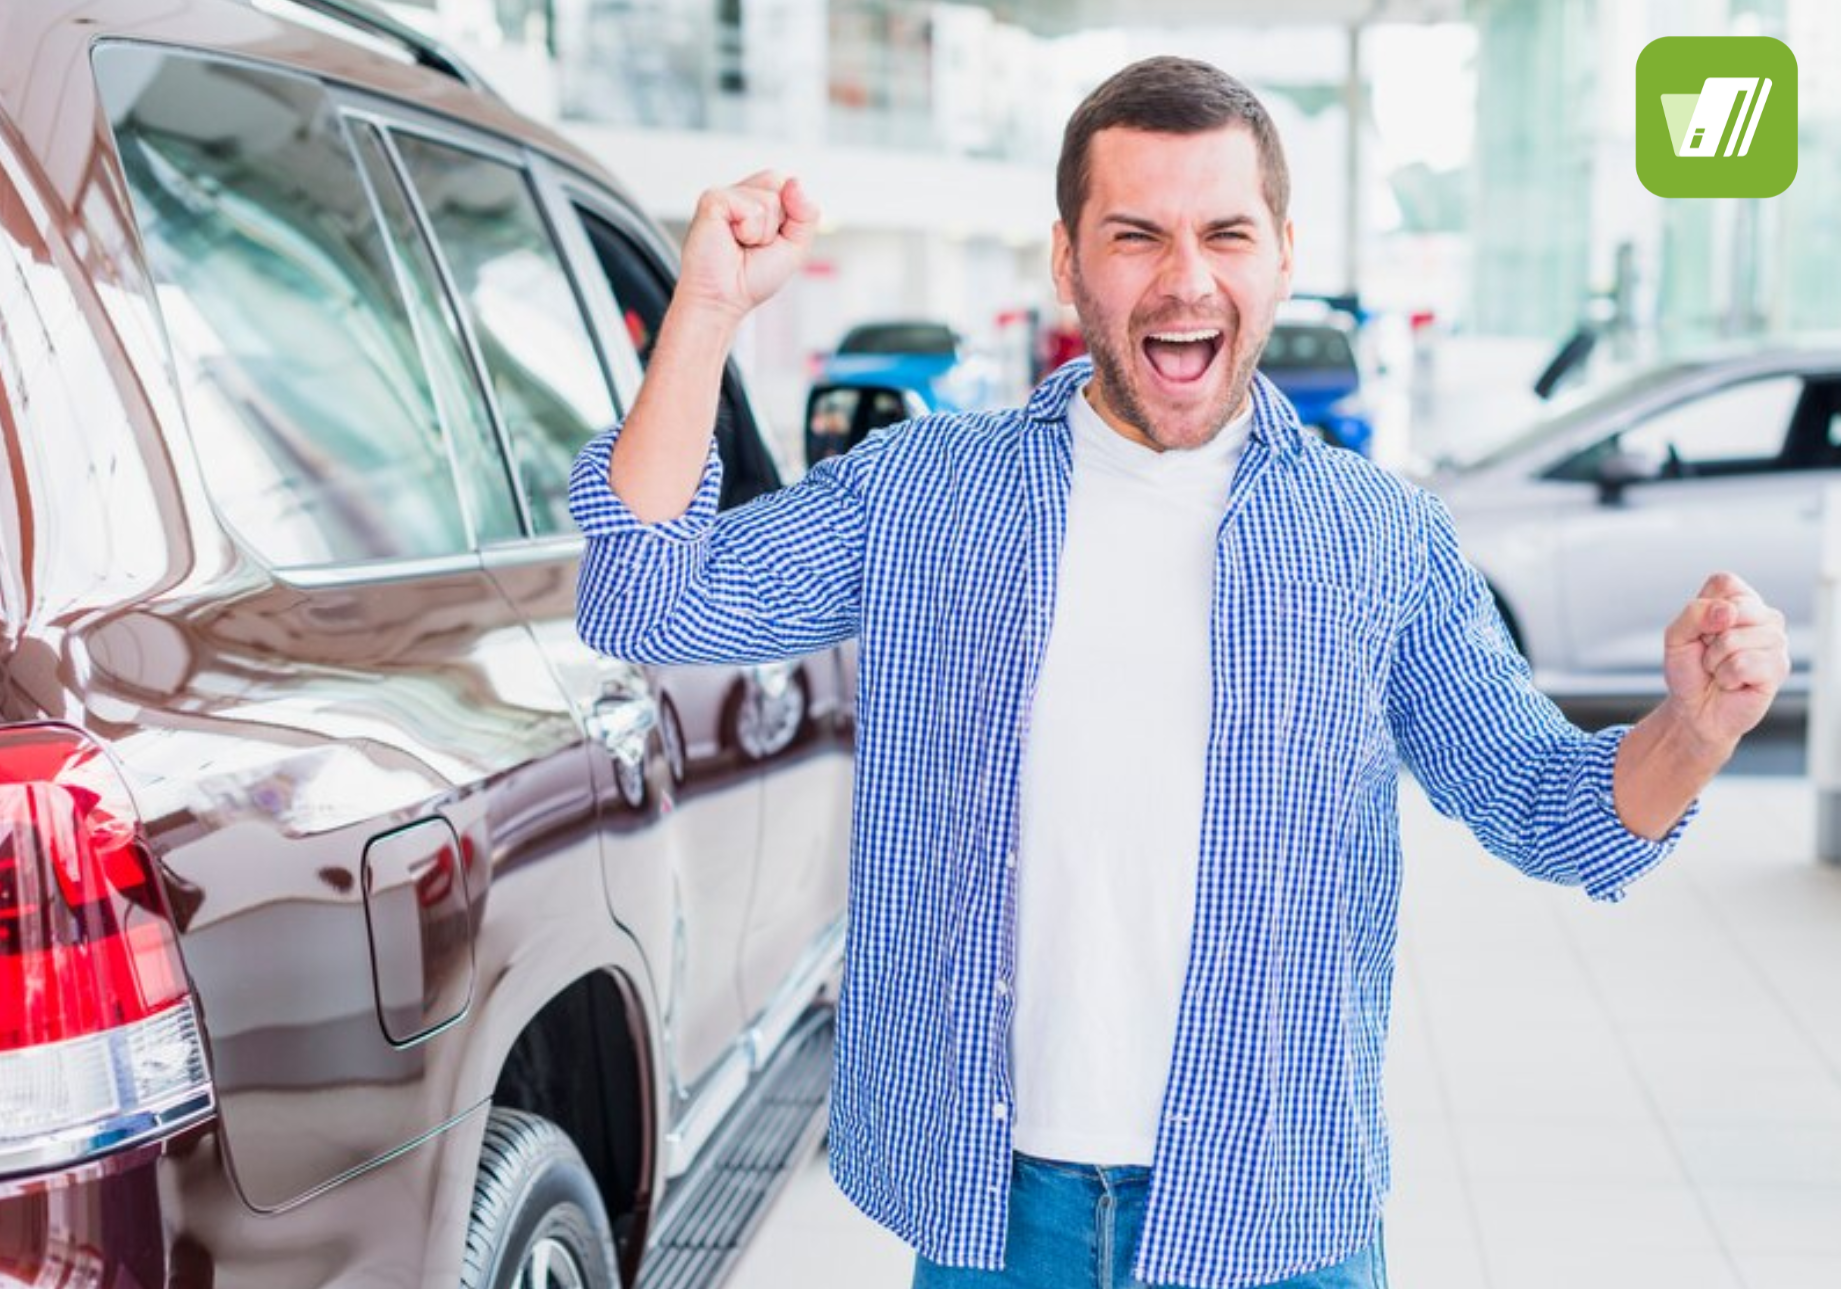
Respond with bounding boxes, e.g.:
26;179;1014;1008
662;296;747;349
1654;696;1739;773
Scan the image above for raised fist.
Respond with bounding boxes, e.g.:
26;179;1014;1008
674;170;821;324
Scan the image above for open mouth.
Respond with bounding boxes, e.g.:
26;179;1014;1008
1141;327;1225;387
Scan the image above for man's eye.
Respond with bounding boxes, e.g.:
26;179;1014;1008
1115;230;1153;243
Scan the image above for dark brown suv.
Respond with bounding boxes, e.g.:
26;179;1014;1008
0;3;850;1286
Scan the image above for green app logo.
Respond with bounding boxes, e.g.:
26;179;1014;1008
1636;36;1797;198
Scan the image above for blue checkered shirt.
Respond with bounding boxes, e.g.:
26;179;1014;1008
571;358;1695;1288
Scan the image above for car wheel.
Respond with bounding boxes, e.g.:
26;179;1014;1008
461;1108;621;1289
658;696;687;785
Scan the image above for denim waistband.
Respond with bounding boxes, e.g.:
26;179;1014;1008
1013;1150;1152;1192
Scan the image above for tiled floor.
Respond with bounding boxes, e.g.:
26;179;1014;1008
728;770;1841;1289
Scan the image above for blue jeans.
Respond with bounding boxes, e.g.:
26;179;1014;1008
911;1152;1387;1289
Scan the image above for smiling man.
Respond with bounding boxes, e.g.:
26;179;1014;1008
571;57;1788;1289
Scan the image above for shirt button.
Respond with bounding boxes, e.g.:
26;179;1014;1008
993;1102;1009;1121
1005;850;1016;869
995;979;1011;998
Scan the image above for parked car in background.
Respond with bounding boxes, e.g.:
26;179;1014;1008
820;319;1002;413
0;5;848;1288
803;319;1006;465
1259;309;1375;456
1428;345;1841;699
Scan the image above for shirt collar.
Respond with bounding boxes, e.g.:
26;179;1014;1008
1023;355;1304;460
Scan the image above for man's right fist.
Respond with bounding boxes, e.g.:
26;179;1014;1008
675;170;820;325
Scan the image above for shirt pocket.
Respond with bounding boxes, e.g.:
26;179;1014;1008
1263;580;1394;765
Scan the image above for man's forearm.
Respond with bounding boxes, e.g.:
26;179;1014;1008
1612;700;1733;840
607;302;742;524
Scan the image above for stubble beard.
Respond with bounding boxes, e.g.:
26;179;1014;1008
1071;270;1266;453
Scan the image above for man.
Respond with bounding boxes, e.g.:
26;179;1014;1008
571;57;1788;1289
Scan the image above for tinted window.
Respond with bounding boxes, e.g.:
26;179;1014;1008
98;48;472;567
393;136;617;538
349;123;522;544
1260;325;1357;374
576;209;781;509
838;323;957;356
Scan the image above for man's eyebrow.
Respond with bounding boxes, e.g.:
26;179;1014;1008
1099;213;1260;233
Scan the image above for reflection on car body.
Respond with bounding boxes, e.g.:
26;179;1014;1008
0;7;851;1288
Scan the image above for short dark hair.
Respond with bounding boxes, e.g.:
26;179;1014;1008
1056;56;1291;237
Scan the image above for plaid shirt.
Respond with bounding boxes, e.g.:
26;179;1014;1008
571;358;1694;1288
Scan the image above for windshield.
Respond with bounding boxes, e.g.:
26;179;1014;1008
839;323;958;356
1448;361;1707;472
1261;323;1356;373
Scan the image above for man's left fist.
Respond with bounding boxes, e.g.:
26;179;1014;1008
1662;571;1790;749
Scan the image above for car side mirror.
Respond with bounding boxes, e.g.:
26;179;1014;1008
1593;448;1661;505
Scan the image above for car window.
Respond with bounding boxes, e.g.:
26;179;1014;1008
1551;375;1802;482
574;207;781;509
804;385;912;464
838;323;957;356
97;47;474;568
392;135;618;539
1260;325;1357;374
349;123;523;544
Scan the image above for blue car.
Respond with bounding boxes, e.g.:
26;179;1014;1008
819;321;1001;413
1259;319;1374;457
806;321;1006;466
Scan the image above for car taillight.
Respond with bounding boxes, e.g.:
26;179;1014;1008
0;724;213;1178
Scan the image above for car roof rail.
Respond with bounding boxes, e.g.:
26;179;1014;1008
261;0;500;98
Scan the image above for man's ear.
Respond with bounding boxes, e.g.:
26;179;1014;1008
1051;220;1075;307
1277;217;1296;300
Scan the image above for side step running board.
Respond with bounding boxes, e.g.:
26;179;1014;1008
637;1005;835;1289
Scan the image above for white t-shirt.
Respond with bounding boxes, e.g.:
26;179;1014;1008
1009;381;1251;1166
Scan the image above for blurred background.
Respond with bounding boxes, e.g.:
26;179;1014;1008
371;0;1841;471
367;2;1841;1285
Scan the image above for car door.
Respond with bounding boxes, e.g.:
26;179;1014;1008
558;191;854;1036
90;44;603;1211
1550;372;1840;680
358;113;769;1159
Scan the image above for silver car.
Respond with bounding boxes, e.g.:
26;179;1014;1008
1429;346;1841;699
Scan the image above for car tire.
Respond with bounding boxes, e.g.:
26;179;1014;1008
460;1108;621;1289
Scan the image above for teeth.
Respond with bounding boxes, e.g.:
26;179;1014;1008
1148;329;1221;343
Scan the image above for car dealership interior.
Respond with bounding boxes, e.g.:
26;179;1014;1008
4;1;1839;1287
373;3;1841;1284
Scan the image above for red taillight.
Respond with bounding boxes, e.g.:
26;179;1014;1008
0;728;186;1052
0;724;213;1178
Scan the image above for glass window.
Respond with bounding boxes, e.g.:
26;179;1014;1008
805;384;912;465
392;135;617;538
574;208;781;509
349;123;523;544
1260;324;1357;374
96;47;472;568
838;322;957;356
1552;376;1801;483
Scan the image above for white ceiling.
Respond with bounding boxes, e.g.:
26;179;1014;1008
981;0;1469;34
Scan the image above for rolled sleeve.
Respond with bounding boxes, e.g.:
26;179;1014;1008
1569;724;1700;902
568;424;724;543
1389;488;1699;902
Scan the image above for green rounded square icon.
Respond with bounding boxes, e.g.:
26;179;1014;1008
1636;36;1797;198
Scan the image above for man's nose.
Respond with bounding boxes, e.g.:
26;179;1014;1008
1156;235;1217;303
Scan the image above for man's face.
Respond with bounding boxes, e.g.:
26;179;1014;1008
1052;125;1295;453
